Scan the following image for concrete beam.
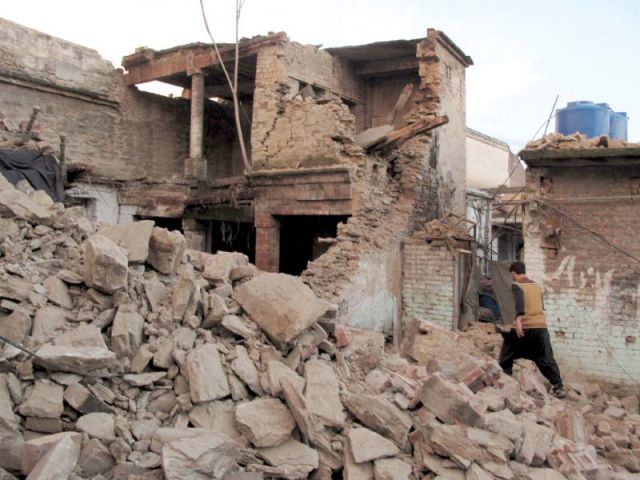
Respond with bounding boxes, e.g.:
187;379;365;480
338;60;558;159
355;57;419;77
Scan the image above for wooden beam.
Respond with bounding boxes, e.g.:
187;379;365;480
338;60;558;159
123;34;285;86
355;57;419;77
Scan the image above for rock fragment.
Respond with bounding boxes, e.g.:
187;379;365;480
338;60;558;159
258;438;319;479
84;234;128;294
235;398;295;447
233;273;331;344
348;427;399;463
148;227;186;275
186;343;230;403
24;435;80;480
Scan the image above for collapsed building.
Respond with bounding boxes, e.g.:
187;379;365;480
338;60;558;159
0;17;472;336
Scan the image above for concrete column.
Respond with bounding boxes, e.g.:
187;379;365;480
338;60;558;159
188;71;205;179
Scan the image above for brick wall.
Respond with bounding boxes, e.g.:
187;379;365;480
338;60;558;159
524;163;640;385
402;242;457;329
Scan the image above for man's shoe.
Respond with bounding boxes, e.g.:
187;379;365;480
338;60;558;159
552;386;566;399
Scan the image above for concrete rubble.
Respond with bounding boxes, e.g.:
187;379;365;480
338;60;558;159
0;181;638;480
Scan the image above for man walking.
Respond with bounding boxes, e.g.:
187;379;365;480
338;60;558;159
497;261;565;398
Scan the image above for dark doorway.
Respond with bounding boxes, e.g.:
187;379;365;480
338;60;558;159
208;220;255;264
278;215;349;276
135;215;183;232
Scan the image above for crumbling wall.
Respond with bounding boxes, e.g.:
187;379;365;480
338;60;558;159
524;165;640;385
303;31;462;334
402;241;457;329
250;41;364;170
0;18;190;182
429;34;467;214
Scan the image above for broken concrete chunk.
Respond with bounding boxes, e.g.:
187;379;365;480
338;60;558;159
144;275;168;312
148;227;186;275
31;307;66;344
99;220;154;263
203;251;248;284
84;234;129;294
78;438;115;476
343;393;412;448
235;398;296;447
172;267;197;321
23;434;80;480
0;374;19;432
202;293;229;328
419;373;484;427
0;309;32;343
76;412;116;441
54;324;108;349
63;383;111;414
36;344;116;371
124;372;167;387
231;345;263;395
161;431;239;480
222;314;257;339
258;438;319;480
188;400;242;440
0;186;51;222
233;273;331;344
24;417;62;434
43;276;73;309
186;343;230;403
304;358;345;428
344;438;374;480
21;432;82;475
111;305;144;358
373;457;412;480
18;379;63;419
348;427;399;463
265;360;305;397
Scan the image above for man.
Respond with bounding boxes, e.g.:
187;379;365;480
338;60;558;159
497;261;565;398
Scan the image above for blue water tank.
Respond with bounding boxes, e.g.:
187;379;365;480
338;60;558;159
609;111;628;140
556;101;611;138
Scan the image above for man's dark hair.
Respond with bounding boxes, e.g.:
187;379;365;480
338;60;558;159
510;261;526;275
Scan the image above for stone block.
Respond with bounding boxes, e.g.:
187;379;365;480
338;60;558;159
235;398;295;448
233;273;331;344
186;344;230;403
84;234;128;294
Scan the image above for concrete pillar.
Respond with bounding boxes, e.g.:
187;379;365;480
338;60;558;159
187;71;205;179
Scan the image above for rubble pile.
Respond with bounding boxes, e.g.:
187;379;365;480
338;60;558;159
524;133;640;152
0;108;57;155
0;179;639;480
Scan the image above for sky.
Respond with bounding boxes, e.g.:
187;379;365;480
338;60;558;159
2;0;639;151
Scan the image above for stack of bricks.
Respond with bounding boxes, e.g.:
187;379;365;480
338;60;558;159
402;240;456;330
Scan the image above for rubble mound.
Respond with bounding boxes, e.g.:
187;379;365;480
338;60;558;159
0;178;639;480
524;132;640;152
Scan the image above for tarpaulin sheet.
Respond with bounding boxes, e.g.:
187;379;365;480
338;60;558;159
0;149;64;202
490;260;516;325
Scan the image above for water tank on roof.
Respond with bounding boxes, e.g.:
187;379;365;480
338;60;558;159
555;101;611;138
555;101;628;140
609;111;628;140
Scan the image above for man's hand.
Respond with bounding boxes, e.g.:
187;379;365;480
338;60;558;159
514;316;524;338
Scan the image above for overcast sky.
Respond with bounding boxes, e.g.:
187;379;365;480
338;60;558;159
3;0;639;150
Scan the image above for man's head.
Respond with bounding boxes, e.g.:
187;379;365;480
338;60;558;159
510;261;526;280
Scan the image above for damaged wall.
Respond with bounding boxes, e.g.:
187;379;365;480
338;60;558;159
303;30;471;334
0;18;190;183
524;162;640;385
